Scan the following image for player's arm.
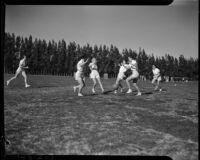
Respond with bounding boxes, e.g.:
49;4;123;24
118;63;122;67
88;63;93;71
21;66;29;69
83;58;89;65
122;64;130;69
79;59;88;67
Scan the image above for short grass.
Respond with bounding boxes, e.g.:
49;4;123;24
4;74;198;160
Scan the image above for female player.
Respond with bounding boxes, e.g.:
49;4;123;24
73;57;89;96
88;58;104;93
125;57;142;96
7;55;31;88
152;65;162;91
113;59;129;94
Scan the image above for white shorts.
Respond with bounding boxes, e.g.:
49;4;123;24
152;75;162;83
75;71;84;81
117;72;125;80
16;67;24;74
129;70;139;79
90;70;100;79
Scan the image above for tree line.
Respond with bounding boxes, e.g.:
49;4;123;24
4;32;198;80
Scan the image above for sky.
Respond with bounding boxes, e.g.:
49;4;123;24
5;0;198;59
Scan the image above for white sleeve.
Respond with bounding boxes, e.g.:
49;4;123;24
157;69;160;74
78;60;83;67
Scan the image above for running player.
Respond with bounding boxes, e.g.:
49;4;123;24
152;65;162;91
89;58;104;94
73;57;89;96
113;59;129;94
6;55;31;88
125;57;142;96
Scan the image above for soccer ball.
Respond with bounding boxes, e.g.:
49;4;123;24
113;83;119;90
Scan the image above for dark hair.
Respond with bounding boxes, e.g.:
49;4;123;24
119;58;125;64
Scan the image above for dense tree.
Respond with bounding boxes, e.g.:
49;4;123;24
4;32;198;80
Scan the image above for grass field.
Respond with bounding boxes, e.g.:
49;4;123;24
4;74;198;159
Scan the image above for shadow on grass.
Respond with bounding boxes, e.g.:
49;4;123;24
35;85;58;88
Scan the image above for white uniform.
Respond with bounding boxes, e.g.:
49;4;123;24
128;60;139;78
117;64;128;80
16;59;26;74
89;62;100;79
75;59;85;81
152;68;161;82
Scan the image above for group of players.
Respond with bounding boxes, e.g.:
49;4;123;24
73;56;162;96
6;54;162;96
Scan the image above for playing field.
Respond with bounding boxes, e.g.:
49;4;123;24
4;74;198;159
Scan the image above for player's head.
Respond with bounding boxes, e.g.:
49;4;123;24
92;57;97;63
128;57;133;62
152;65;156;69
120;59;126;65
22;55;26;60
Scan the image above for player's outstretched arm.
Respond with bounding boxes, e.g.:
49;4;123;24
21;66;29;69
84;58;89;64
122;64;130;69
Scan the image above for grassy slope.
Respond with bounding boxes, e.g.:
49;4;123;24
4;74;198;159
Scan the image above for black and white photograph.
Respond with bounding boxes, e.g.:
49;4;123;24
3;0;198;159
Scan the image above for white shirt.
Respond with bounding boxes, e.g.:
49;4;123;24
89;62;98;70
19;59;26;68
153;68;160;76
77;59;84;72
129;60;137;71
119;64;128;74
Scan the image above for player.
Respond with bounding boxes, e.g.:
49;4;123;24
88;58;104;93
113;59;129;94
152;65;162;91
73;57;89;96
125;57;142;96
6;55;31;88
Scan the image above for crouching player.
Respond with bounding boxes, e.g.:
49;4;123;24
113;60;129;94
73;57;89;96
152;65;162;91
125;57;142;96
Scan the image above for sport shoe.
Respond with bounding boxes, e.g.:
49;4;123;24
126;89;132;93
114;90;117;94
92;88;96;93
25;84;30;88
159;89;162;92
7;80;10;86
136;92;142;96
78;93;83;96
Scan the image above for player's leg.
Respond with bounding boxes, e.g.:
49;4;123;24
22;71;30;87
92;78;97;93
97;77;104;93
7;69;20;85
114;78;120;93
133;79;141;96
118;79;124;92
126;75;134;93
77;78;85;96
157;76;162;91
73;72;80;92
151;77;158;90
